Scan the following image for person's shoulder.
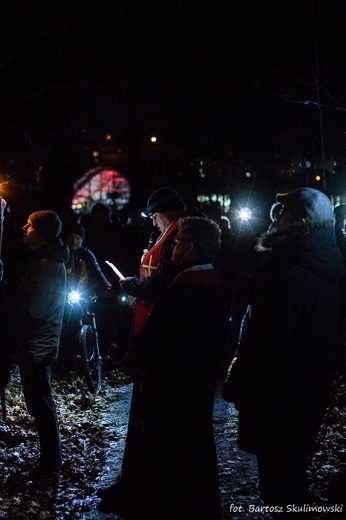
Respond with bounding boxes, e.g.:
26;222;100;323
78;246;98;261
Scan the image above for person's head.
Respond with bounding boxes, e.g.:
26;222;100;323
65;223;85;251
220;215;231;229
184;197;203;217
334;204;346;230
264;202;284;235
172;216;221;266
23;210;62;250
145;187;185;234
275;188;335;233
270;202;283;223
90;203;111;224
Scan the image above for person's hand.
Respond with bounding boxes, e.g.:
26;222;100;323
119;276;138;296
98;282;113;300
141;249;148;262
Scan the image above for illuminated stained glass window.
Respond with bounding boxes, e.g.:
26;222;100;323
71;167;130;214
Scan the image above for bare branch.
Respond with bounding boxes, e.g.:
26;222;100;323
0;6;114;71
0;22;73;70
0;84;83;114
275;92;346;112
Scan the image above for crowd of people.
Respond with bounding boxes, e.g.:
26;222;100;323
0;185;345;519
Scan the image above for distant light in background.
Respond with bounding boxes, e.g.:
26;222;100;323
199;160;206;178
106;134;112;141
197;193;231;213
245;171;252;178
315;175;321;181
92;151;99;157
150;136;157;143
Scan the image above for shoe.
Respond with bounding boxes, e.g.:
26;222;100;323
97;496;129;515
97;479;124;499
29;463;61;481
97;480;130;514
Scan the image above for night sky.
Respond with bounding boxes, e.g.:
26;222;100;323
1;0;346;205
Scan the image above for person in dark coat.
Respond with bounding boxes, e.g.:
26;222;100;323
333;206;346;373
60;222;114;362
15;210;69;480
0;260;12;394
64;222;112;298
231;188;345;513
98;217;231;519
97;187;188;508
81;202;127;278
333;203;346;258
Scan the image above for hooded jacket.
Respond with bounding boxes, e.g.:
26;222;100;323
15;239;69;366
233;227;345;455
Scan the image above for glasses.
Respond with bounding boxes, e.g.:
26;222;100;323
274;206;292;220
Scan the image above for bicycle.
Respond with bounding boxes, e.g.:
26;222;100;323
59;290;104;394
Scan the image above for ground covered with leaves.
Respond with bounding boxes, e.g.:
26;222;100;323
0;368;345;519
308;375;346;510
214;374;346;520
0;366;131;519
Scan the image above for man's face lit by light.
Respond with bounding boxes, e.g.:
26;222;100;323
151;213;172;234
172;233;190;266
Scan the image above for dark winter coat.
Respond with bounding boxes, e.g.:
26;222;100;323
15;239;69;366
233;227;344;456
125;265;231;519
0;279;12;390
66;246;110;296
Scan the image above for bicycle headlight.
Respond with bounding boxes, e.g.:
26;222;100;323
238;207;252;221
68;290;81;304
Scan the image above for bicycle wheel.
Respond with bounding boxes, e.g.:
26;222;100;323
79;324;103;393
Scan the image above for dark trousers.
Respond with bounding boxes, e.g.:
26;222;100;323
19;360;62;468
257;451;310;516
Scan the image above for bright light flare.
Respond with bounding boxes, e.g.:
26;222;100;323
238;207;252;221
68;290;81;303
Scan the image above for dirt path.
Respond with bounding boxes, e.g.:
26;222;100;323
1;369;344;519
84;379;270;520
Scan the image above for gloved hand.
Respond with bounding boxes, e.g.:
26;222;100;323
98;281;114;300
119;276;139;296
